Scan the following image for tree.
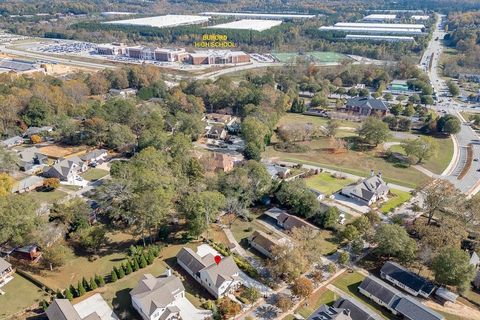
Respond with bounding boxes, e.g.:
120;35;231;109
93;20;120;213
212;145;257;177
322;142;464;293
30;134;42;144
217;298;241;319
317;206;339;229
325;119;340;138
241;116;269;152
139;254;147;268
402;104;416;117
447;80;460;97
117;265;125;279
341;224;359;242
268;242;309;282
402;137;439;164
422;180;460;225
275;180;320;218
374;224;417;262
180;190;226;238
242;287;260;302
65;288;73;301
275;293;293;312
133;258;140;271
77;281;86;296
42;244;73;271
384;93;394;101
292;277;313;298
124;261;133;275
390;104;404;117
95;274;105;287
244;142;261;161
89;277;97;290
74;226;107;255
43;178;60;190
106;123;136;150
351;238;364;256
0;173;14;196
338;251;350;265
0;194;41;245
290;97;307;113
110;270;118;282
431;247;476;293
358;117;391;147
421;95;434;106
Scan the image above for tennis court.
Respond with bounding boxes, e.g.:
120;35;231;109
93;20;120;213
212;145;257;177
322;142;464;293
273;51;350;64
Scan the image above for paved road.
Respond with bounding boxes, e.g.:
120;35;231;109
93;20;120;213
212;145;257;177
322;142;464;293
422;14;480;195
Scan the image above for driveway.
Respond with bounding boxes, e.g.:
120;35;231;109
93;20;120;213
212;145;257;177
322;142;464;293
174;297;212;320
332;193;370;214
239;271;274;297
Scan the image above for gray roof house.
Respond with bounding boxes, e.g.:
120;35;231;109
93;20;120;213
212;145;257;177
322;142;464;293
263;207;319;231
24;126;53;137
380;261;436;298
358;275;444;320
130;272;211;320
0;257;14;287
341;174;389;205
177;246;241;299
345;97;388;116
307;304;353;320
46;294;117;320
1;136;23;148
80;149;108;164
470;251;480;269
18;147;49;171
12;176;45;193
43;156;87;183
333;298;377;320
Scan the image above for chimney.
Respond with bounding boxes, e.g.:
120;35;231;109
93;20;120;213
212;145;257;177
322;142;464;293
378;171;382;178
370;170;375;177
166;268;172;277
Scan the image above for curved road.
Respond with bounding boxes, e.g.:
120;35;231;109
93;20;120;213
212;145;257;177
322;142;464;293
423;14;480;195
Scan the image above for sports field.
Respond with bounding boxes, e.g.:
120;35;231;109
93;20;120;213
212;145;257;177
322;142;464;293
273;51;350;64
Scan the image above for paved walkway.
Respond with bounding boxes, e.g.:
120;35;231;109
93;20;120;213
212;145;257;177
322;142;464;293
326;284;383;320
413;165;439;179
223;228;247;256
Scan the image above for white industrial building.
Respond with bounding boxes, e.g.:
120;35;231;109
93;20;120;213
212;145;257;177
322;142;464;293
363;14;397;22
104;14;210;28
411;15;430;20
345;34;415;42
200;12;315;20
208;19;282;31
334;22;424;30
320;26;423;35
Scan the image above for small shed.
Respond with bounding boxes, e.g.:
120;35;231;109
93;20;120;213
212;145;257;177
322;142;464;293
435;287;458;305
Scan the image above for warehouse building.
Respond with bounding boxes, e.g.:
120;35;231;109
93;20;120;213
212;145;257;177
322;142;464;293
411;15;430;21
334;22;425;30
320;26;423;35
200;12;315;20
345;34;415;42
0;59;45;74
363;14;397;22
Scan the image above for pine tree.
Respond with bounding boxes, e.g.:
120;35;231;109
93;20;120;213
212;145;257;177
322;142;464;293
139;254;147;268
56;289;64;299
69;284;77;297
133;258;140;271
125;261;133;275
110;270;118;283
82;277;89;291
78;281;86;296
89;277;97;290
117;265;125;279
65;287;74;301
97;274;106;287
146;251;154;265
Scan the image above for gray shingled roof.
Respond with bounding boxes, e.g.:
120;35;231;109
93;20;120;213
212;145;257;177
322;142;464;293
342;175;388;202
346;96;388;111
177;247;209;275
46;299;82;320
80;149;107;162
358;275;403;307
307;304;352;320
394;296;444;320
0;257;12;273
333;298;376;320
249;230;279;252
381;261;436;296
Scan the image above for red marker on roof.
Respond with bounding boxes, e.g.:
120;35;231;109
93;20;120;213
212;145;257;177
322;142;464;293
214;255;222;265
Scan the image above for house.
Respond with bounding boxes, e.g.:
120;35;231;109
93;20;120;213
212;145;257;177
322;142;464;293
380;261;436;298
341;174;389;205
198;152;235;173
0;257;14;287
263;207;319;231
12;244;42;263
18;147;49;171
333;298;377;320
109;88;137;98
43;156;87;183
388;80;410;93
176;246;241;298
205;113;233;125
0;136;23;148
80;149;108;165
264;163;291;179
358;275;444;320
130;271;212;320
307;304;353;320
469;251;480;269
345;97;388;116
205;124;227;140
46;293;118;320
248;230;280;259
24;126;53;137
12;176;45;193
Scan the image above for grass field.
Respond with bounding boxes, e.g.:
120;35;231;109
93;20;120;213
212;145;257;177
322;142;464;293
296;288;338;318
81;168;109;181
273;51;350;64
0;274;50;319
305;172;355;195
331;272;394;320
26;189;68;204
379;189;412;214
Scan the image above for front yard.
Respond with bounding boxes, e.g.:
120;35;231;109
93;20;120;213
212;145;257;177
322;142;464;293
0;274;50;319
80;168;109;181
305;172;355;195
295;288;338;318
26;189;68;204
379;189;412;214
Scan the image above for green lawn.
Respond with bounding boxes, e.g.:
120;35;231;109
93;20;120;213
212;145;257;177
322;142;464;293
379;189;412;214
296;289;337;318
305;172;355;195
0;274;50;319
331;272;394;320
81;168;109;181
26;189;68;204
273;51;350;64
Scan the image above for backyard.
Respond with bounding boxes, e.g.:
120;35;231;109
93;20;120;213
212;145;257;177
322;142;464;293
0;274;50;319
80;168;109;181
26;189;68;204
379;189;412;214
305;172;355;195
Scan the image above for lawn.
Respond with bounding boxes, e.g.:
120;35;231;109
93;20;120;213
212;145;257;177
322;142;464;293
296;288;338;318
0;274;50;319
331;271;395;320
26;189;68;204
305;172;355;195
80;168;109;181
379;189;412;214
273;51;350;64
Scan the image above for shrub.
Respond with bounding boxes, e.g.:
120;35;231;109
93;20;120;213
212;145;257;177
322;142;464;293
132;258;140;271
139;254;147;268
233;256;258;279
117;265;125;279
82;277;89;291
292;277;313;298
65;288;73;301
43;178;60;190
95;274;105;287
110;270;118;283
30;134;42;144
146;251;154;265
124;262;132;275
56;289;63;299
77;281;86;296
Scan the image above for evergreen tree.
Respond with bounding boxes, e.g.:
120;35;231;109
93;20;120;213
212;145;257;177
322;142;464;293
77;281;86;296
89;277;97;290
139;254;147;268
133;258;140;271
82;277;89;291
97;274;106;287
69;284;77;297
146;251;154;265
125;261;132;275
110;270;118;283
65;288;74;301
56;289;64;299
117;265;125;279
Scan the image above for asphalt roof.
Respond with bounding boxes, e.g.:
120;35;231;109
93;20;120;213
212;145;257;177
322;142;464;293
346;96;388;111
394;296;444;320
359;275;402;307
381;261;436;295
333;298;377;320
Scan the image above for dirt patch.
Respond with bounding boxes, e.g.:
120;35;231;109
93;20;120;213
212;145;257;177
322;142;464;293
424;300;480;320
38;144;87;159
